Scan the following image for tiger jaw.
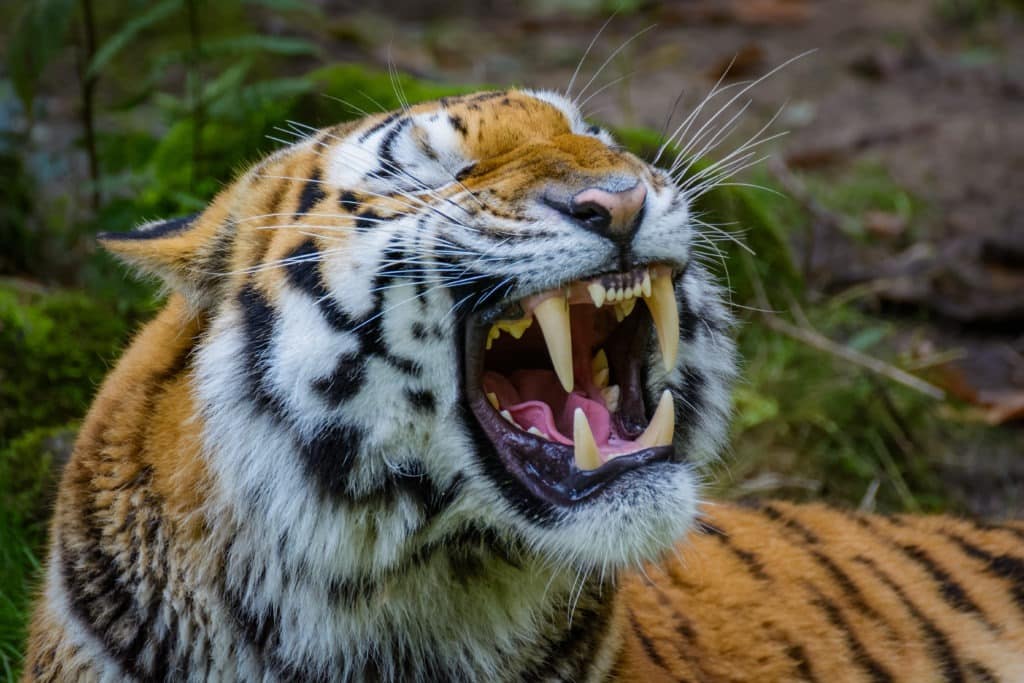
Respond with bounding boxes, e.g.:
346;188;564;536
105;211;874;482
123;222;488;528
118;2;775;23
466;264;683;506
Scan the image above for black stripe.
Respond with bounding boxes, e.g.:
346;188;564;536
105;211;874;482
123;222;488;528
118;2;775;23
355;208;382;232
368;117;411;180
630;611;674;674
524;593;615;682
967;662;999;683
808;549;891;628
672;367;706;451
785;643;820;683
759;504;821;545
313;353;366;407
807;586;894;683
897;543;996;628
404;388;436;413
854;556;965;683
448;114;468;136
358;112;400;142
98;213;199;241
294;167;326;217
702;523;771;582
297;423;362;499
338;190;360;211
945;533;1024;611
238;285;288;418
282;240;360;332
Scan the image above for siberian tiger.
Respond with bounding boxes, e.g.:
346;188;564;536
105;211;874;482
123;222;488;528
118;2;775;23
24;89;1024;682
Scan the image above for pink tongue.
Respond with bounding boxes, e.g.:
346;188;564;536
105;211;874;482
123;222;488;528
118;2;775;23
482;369;612;447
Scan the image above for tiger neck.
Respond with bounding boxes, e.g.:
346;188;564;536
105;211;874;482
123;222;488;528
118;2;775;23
211;496;622;680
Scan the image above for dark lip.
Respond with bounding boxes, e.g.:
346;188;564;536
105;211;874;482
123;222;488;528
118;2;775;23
464;295;676;508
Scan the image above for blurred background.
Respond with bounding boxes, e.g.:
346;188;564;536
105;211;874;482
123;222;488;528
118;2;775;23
1;0;1023;676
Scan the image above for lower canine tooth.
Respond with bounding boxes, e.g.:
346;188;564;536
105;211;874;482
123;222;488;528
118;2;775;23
637;390;675;448
532;295;574;393
645;270;680;372
614;298;636;322
486;392;499;410
573;408;602;471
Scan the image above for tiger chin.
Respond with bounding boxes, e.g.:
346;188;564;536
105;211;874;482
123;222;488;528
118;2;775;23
24;90;1024;682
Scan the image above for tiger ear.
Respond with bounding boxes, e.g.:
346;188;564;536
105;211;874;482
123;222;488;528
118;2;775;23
98;212;229;308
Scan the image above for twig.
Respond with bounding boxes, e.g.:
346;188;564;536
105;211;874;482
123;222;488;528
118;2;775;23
759;312;946;400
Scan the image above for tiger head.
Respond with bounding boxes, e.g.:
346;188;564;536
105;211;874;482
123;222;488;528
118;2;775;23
101;89;736;577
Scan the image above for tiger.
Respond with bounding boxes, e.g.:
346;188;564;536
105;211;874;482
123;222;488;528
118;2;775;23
23;88;1024;682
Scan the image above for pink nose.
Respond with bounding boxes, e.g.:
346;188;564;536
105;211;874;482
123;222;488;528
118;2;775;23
569;183;647;242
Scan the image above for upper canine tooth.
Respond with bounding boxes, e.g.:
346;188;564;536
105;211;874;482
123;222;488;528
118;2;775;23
636;389;675;449
573;408;602;471
532;294;574;393
641;271;652;297
587;283;606;308
644;270;680;372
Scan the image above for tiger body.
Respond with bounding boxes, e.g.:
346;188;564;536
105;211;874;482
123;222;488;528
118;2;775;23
23;89;1024;682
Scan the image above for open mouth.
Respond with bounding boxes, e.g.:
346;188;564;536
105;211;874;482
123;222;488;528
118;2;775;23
465;265;682;506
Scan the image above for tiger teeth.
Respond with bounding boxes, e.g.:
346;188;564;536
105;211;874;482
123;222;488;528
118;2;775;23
532;294;574;393
573;408;602;471
644;268;680;372
636;390;674;448
587;283;606;308
486;392;500;410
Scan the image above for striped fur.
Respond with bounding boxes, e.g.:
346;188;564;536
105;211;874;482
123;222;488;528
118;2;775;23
23;90;1023;681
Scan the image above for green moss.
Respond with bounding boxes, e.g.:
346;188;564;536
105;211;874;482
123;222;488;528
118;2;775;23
0;284;158;444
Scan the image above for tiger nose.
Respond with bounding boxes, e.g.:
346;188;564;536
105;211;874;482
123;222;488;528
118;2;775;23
566;183;647;243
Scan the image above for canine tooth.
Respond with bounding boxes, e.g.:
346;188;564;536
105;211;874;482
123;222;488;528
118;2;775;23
594;368;609;388
573;408;602;471
644;271;680;372
528;426;545;437
601;385;620;413
486;392;500;410
587;283;606;308
641;271;652;297
614;297;637;322
532;295;574;393
637;390;675;449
